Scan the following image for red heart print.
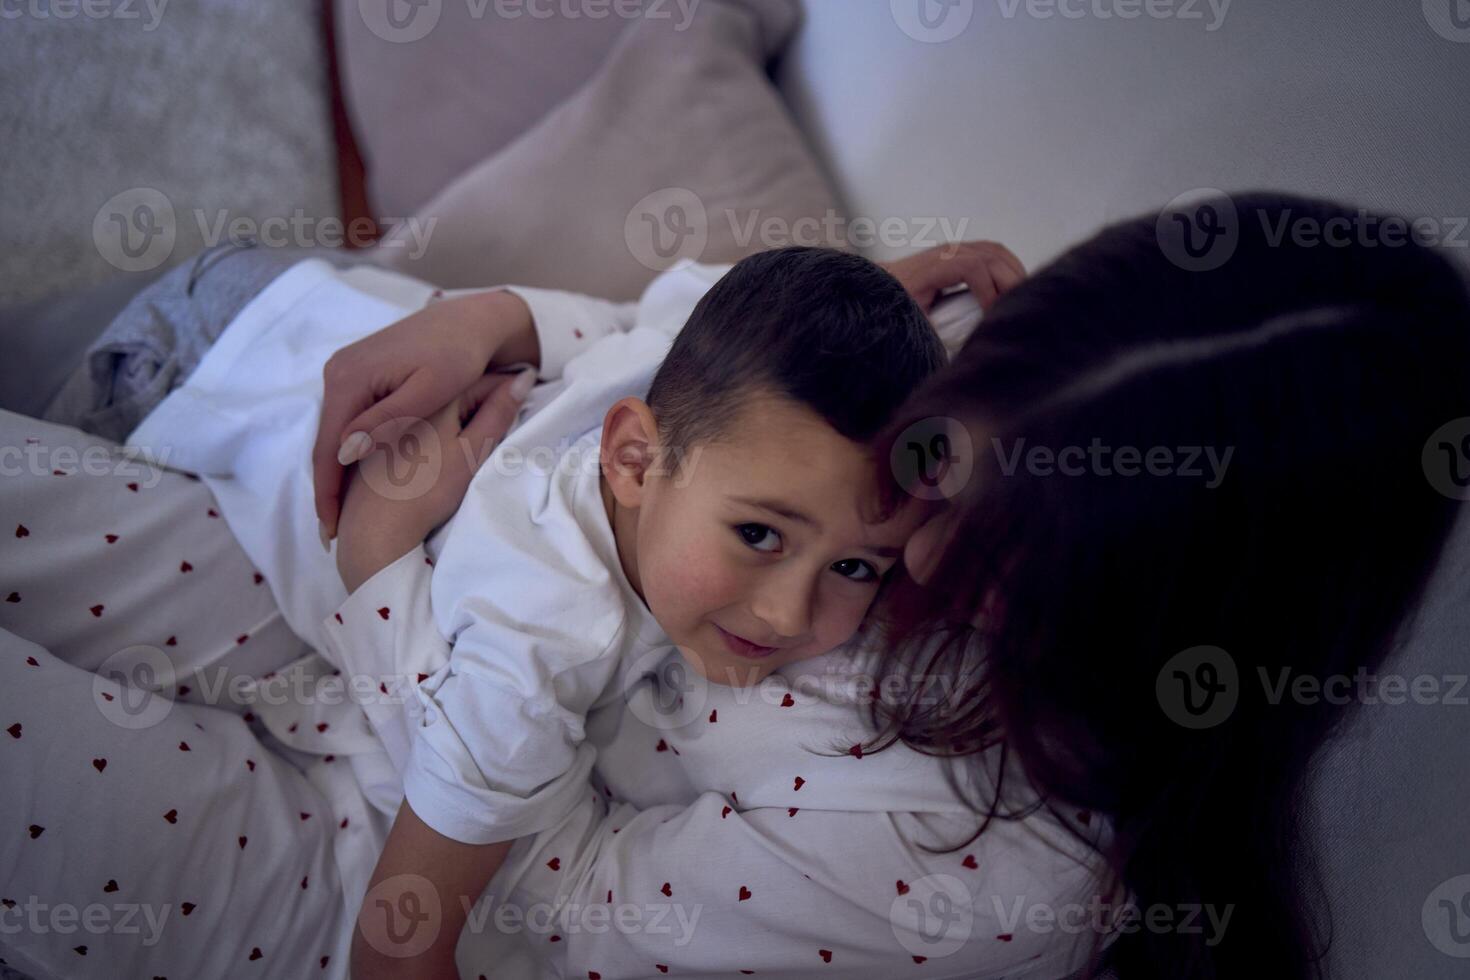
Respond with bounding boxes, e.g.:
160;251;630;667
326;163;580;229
995;933;1013;942
207;508;219;518
90;604;104;617
340;818;349;829
249;947;262;960
238;836;247;849
287;723;297;733
253;573;264;585
178;686;190;697
721;806;731;819
655;739;669;752
780;693;795;707
738;885;751;901
321;956;330;968
961;855;978;870
165;636;177;646
25;656;38;667
416;673;428;683
73;946;86;955
92;758;106;772
819;949;832;963
178;741;190;752
896;880;909;895
548;935;561;943
246;759;255;771
793;776;805;791
300;812;311;821
913;956;927;963
848;743;864;759
29;825;44;838
6;724;19;739
316;723;329;733
181;902;195;915
546;857;561;871
301;876;309;889
656;967;668;975
104;880;118;893
101;692;114;701
104;533;119;544
15;524;29;538
588;973;601;980
377;607;390;621
334;613;343;625
179;561;193;573
660;882;672;897
127;483;139;492
235;634;248;644
709;709;718;722
5;592;18;603
164;809;178;824
788;808;799;817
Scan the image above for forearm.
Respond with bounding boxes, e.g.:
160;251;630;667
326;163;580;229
352;801;513;980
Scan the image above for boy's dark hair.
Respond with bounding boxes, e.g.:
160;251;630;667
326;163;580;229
646;247;944;455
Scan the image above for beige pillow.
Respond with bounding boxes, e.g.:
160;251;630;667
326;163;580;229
371;0;843;301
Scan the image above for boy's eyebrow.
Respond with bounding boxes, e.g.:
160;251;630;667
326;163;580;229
730;495;821;530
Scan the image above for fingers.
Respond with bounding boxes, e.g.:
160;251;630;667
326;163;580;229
339;369;455;465
458;370;535;472
312;375;377;539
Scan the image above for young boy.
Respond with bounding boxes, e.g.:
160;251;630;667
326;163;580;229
339;247;945;977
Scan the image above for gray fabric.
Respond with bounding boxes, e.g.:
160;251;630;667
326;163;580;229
0;269;165;421
0;0;338;309
41;244;354;445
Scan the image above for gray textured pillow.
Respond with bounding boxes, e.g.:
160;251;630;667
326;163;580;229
371;0;844;301
0;0;338;309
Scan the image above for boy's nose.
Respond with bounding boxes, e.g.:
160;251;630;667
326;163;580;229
749;573;815;642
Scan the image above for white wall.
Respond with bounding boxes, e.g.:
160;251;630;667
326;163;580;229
777;0;1470;271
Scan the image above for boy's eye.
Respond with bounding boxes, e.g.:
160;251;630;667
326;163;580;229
735;523;782;553
831;558;880;583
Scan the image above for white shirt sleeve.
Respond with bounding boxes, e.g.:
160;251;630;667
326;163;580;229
488;261;735;383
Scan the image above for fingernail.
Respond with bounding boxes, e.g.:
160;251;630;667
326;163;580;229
337;431;372;465
508;368;537;403
319;520;332;553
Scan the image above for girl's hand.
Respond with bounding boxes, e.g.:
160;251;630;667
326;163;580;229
335;369;530;594
883;240;1027;312
314;289;541;545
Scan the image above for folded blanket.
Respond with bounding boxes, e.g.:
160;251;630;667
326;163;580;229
42;243;353;443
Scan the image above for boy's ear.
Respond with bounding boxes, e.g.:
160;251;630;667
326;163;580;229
600;397;660;508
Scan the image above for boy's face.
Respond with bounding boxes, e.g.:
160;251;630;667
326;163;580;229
629;393;924;686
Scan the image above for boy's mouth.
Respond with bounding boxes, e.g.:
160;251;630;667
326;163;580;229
713;624;779;660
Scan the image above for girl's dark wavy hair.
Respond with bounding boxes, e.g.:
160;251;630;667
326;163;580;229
868;193;1470;978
